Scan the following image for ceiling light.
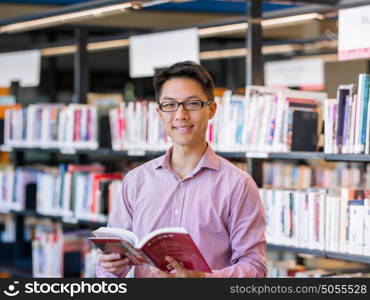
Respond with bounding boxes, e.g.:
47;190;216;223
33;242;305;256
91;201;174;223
87;39;130;51
200;48;247;60
0;2;133;33
41;45;77;56
262;13;324;28
198;13;325;38
198;23;248;38
40;39;130;56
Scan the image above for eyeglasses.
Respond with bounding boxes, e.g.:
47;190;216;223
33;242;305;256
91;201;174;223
158;100;212;112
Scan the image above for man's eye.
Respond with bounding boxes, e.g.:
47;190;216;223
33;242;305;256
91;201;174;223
186;101;201;107
162;102;176;108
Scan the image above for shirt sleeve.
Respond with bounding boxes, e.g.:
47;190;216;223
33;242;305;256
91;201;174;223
205;176;267;278
96;175;134;278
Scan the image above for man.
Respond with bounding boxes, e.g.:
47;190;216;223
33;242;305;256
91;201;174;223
96;61;266;278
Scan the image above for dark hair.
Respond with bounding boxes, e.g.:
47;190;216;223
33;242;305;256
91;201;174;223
153;61;215;102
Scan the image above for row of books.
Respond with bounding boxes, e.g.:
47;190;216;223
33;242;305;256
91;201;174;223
109;86;326;153
262;161;312;189
3;78;369;155
32;221;64;277
324;74;370;154
30;219;98;277
241;87;325;153
260;188;370;256
0;164;122;223
4;104;99;150
262;161;369;189
109;100;168;151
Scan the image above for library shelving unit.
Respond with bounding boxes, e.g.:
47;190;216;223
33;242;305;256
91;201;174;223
1;0;370;277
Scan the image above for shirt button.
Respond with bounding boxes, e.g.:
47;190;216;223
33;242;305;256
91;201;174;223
174;209;179;215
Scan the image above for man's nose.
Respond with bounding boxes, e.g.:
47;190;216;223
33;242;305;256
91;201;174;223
175;104;189;120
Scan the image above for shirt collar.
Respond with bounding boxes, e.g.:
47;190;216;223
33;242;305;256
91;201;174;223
154;143;220;172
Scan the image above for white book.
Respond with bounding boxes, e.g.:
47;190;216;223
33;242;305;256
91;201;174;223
259;95;272;152
40;107;48;147
348;199;365;255
324;99;336;154
26;105;35;147
80;107;88;142
307;192;315;249
349;94;358;153
354;86;363;153
319;193;325;250
66;105;75;147
331;195;340;253
109;109;119;151
62;172;73;218
364;198;370;256
4;109;11;146
339;188;349;253
325;195;332;251
292;191;299;247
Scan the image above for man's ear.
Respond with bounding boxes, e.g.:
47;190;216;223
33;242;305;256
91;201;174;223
156;106;163;120
209;101;217;119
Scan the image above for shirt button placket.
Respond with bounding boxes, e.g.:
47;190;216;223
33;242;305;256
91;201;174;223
176;181;185;226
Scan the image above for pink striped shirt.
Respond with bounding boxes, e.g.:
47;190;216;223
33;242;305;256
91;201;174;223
96;145;266;278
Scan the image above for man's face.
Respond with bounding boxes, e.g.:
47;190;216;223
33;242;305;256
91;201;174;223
156;77;217;148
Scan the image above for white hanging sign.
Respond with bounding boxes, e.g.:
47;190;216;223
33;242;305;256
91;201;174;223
129;28;199;78
0;50;41;87
338;5;370;60
264;58;324;90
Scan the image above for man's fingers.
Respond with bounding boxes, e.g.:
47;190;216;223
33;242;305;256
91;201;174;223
150;266;172;278
165;256;184;272
99;253;122;262
102;258;130;269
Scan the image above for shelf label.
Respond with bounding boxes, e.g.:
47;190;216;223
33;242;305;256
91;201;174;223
130;28;199;78
62;216;78;224
339;5;370;60
246;152;269;158
265;58;324;90
60;148;77;155
127;149;146;156
0;50;41;87
0;145;12;152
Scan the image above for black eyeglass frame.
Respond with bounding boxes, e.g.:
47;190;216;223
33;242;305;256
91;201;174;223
158;100;212;112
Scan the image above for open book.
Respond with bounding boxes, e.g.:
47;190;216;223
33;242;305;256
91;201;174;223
89;227;212;273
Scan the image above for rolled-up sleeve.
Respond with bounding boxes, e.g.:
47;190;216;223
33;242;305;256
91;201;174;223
205;177;267;278
96;176;134;278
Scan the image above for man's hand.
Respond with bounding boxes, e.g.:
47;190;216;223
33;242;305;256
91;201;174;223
150;256;205;278
98;251;133;276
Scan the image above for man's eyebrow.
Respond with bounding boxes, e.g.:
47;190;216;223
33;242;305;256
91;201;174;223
161;95;201;101
185;95;202;100
161;96;177;101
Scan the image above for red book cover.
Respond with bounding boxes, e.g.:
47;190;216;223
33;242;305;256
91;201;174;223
90;173;122;214
74;109;81;142
67;164;105;173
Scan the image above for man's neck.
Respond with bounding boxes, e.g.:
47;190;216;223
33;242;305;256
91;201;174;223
170;141;208;180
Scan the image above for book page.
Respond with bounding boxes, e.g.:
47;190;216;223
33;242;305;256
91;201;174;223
89;237;149;265
92;227;139;246
137;227;187;248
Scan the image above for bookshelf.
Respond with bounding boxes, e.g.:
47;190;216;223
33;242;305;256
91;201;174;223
268;244;370;265
8;147;370;163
